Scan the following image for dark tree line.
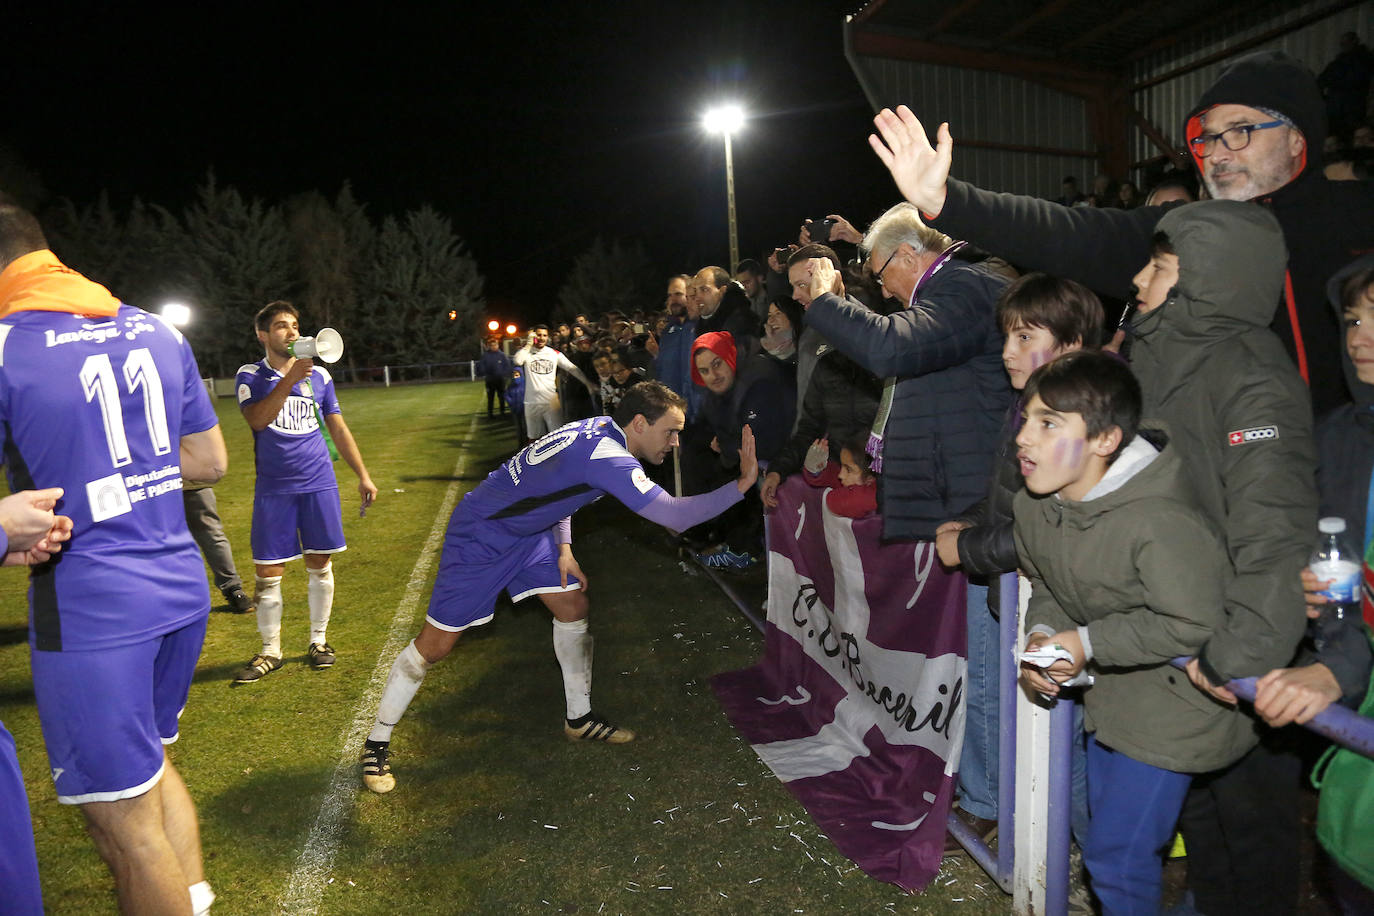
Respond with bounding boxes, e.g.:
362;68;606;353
44;175;487;377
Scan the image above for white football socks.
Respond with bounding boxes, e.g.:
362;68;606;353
552;618;593;721
369;640;432;744
307;562;335;645
190;880;215;915
254;576;283;658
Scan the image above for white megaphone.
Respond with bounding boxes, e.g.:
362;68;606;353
288;328;344;364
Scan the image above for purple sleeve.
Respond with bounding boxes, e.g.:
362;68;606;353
633;481;742;534
318;371;342;416
178;337;218;435
554;517;571;544
0;525;9;557
237;365;271;407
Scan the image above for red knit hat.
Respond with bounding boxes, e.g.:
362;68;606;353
690;331;737;385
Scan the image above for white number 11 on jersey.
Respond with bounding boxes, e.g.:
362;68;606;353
81;349;172;468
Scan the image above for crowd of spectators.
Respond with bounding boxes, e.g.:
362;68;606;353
472;42;1374;914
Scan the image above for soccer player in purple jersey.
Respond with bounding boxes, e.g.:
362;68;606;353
360;381;757;793
0;487;75;916
232;301;377;682
0;198;227;915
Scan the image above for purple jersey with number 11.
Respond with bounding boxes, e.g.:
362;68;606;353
0;305;219;652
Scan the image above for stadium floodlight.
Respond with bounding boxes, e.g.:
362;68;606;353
487;319;500;331
161;302;192;327
702;103;745;271
505;324;518;336
702;104;745;135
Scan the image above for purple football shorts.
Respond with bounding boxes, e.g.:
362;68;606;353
30;615;207;804
251;487;346;564
426;523;581;632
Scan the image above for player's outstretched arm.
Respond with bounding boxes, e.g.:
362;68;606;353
557;352;598;394
869;106;952;218
324;414;378;508
180;425;228;484
736;425;758;493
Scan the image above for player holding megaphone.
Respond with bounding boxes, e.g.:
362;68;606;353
232;301;377;684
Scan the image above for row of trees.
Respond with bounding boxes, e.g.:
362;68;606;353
45;177;486;377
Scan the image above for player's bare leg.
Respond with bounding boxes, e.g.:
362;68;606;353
80;777;194;916
542;590;633;744
362;622;462;793
157;753;215;914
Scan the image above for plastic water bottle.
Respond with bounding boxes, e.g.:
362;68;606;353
1310;517;1361;629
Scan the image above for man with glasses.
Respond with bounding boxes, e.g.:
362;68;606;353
794;203;1010;847
866;49;1372;418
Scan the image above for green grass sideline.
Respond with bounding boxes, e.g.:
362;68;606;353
0;381;1004;914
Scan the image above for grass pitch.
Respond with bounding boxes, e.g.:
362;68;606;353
0;382;1006;914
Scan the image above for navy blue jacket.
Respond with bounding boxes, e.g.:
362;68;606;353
478;348;511;380
804;261;1011;540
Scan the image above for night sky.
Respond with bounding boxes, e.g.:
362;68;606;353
6;2;898;320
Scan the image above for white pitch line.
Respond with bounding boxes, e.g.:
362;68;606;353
279;412;478;915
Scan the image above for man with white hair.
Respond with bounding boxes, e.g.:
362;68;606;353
798;202;1011;844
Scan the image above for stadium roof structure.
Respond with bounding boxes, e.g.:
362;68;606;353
843;0;1360;180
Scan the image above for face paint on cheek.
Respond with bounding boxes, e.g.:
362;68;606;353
1029;349;1055;371
1051;437;1085;467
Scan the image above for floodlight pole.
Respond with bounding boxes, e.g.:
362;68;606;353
723;131;739;272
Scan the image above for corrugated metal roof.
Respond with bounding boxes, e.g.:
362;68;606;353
847;0;1356;73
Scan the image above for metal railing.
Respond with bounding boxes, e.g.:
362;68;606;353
204;362;485;397
702;509;1374;914
947;571;1374;915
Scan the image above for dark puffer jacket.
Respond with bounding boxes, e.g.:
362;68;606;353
1131;200;1318;685
769;346;883;481
697;283;759;352
926;50;1374;416
804;260;1011;540
949;402;1023;615
1309;254;1374;703
697;352;796;469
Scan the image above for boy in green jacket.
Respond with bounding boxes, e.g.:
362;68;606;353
1014;351;1249;914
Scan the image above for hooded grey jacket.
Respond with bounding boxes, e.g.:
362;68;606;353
1130;200;1318;685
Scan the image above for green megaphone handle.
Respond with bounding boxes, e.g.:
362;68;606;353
301;380;340;462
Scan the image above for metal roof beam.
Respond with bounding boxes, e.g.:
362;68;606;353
849;28;1117;94
995;0;1076;46
927;0;986;38
1061;5;1149;52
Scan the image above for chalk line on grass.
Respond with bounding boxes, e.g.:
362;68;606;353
279;413;478;915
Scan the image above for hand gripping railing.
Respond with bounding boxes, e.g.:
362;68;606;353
950;572;1374;915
